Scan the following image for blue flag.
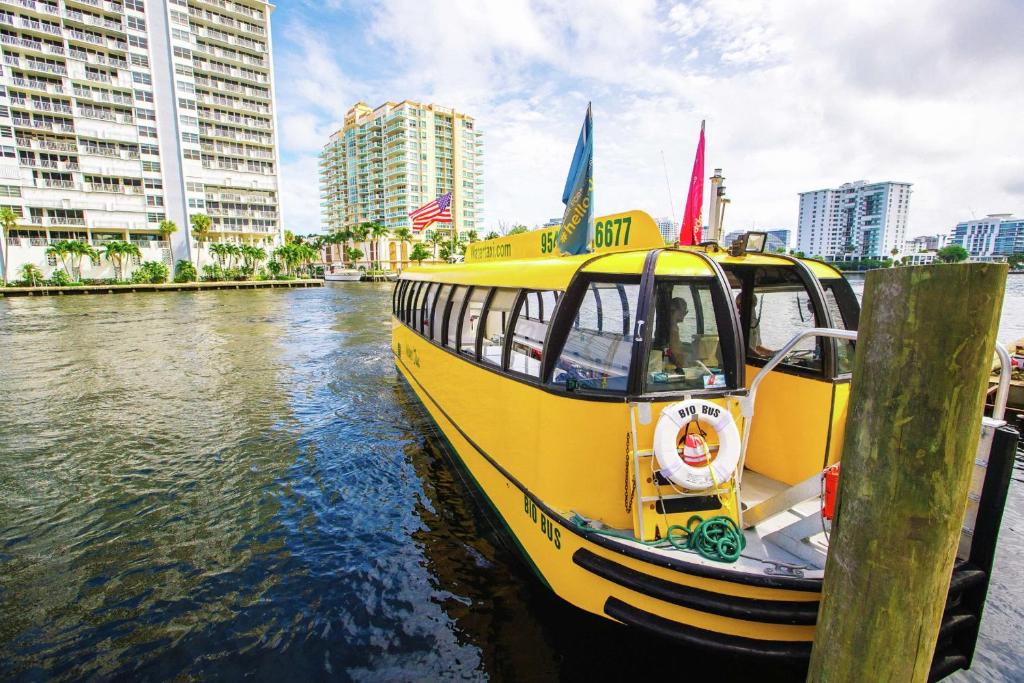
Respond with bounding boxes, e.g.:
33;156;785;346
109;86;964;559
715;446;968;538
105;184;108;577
557;103;593;255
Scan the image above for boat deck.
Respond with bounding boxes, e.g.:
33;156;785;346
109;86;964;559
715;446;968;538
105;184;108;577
576;468;829;581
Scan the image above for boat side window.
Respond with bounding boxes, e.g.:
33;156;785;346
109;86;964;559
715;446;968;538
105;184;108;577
394;280;407;318
458;287;491;357
392;281;403;316
445;286;470;349
409;281;427;330
430;284;452;342
822;281;856;374
747;280;823;371
551;279;640;393
480;288;519;367
403;281;420;325
645;279;731;392
419;282;439;335
509;289;561;378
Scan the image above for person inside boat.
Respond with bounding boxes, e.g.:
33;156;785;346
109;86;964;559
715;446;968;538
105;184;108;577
736;291;774;358
648;295;693;375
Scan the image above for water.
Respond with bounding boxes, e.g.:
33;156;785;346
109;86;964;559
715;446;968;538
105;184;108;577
0;277;1021;681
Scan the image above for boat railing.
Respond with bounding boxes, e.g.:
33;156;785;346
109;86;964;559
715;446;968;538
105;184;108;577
737;329;1013;528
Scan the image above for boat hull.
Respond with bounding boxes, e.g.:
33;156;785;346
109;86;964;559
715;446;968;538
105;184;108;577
393;321;823;656
324;273;362;282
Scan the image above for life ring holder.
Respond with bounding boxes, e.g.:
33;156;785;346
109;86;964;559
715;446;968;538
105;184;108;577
653;399;741;491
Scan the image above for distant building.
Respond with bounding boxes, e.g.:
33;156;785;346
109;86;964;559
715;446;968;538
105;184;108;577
721;229;790;252
797;181;912;259
0;0;283;283
904;234;947;254
655;217;676;244
949;214;1024;257
319;100;484;268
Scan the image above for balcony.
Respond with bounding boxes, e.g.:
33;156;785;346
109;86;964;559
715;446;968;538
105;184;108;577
34;179;79;190
12;117;74;133
16;137;78;152
9;98;74;115
77;107;133;124
0;33;64;55
8;76;65;94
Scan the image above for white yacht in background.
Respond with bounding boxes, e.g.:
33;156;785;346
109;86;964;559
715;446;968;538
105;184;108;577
324;267;362;282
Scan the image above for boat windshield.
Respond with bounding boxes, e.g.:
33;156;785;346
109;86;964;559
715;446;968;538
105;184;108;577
644;279;730;393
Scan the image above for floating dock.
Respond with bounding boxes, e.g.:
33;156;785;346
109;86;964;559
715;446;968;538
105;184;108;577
0;280;323;297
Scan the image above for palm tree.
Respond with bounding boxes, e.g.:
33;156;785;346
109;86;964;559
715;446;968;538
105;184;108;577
20;262;42;286
296;242;317;276
65;239;98;280
240;244;266;274
464;230;479;244
410;243;430;264
484;231;500;241
273;243;304;276
391;226;413;269
0;206;18;285
102;240;141;281
426;230;444;260
346;246;364;266
208;242;229;268
45;240;73;277
190;213;212;273
156;220;177;281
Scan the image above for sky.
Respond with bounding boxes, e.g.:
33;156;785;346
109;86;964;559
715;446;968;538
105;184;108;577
271;0;1024;239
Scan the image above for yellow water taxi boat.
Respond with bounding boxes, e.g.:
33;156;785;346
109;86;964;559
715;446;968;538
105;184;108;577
391;211;1017;677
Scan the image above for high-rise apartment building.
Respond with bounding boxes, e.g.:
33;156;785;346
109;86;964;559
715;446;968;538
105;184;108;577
797;181;911;259
319;100;483;267
949;214;1024;257
0;0;281;281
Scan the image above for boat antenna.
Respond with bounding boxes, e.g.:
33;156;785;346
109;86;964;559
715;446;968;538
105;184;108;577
660;149;676;224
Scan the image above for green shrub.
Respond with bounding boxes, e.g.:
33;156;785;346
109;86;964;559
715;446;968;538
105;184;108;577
174;260;197;283
48;270;71;286
266;260;282;278
131;261;169;284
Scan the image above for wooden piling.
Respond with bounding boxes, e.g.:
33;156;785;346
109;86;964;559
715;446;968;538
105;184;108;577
807;263;1007;682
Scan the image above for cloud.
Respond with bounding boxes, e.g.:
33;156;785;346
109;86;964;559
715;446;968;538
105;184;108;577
272;0;1024;237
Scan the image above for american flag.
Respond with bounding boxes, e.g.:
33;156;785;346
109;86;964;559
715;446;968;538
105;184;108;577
409;192;452;232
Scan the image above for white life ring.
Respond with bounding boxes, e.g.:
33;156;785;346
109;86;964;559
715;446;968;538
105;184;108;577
653;399;741;491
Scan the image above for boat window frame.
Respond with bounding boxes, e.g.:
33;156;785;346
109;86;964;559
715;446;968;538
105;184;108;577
391;280;403;315
445;284;472;351
408;280;426;329
638;274;742;396
504;288;563;379
726;261;838;380
476;287;520;367
429;283;453;342
541;271;644;397
458;286;494;360
404;280;422;325
419;281;439;335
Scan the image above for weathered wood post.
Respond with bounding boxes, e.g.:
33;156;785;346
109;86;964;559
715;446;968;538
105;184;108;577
807;263;1007;682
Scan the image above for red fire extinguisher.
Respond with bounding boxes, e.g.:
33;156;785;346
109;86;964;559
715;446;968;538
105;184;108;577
823;464;840;520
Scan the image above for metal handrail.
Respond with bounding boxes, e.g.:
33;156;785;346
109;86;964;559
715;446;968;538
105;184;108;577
736;329;1013;523
992;343;1012;422
736;328;856;523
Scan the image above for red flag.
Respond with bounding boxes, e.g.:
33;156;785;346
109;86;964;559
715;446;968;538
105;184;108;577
678;121;705;245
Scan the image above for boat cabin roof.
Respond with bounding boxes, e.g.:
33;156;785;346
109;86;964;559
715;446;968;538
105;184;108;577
402;210;844;289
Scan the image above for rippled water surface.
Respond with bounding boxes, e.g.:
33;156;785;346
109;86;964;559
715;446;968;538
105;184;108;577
1;277;1022;681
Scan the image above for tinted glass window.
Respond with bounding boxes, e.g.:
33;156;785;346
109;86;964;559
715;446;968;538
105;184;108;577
459;287;491;357
481;288;518;366
419;282;438;334
409;282;426;329
747;283;822;371
510;289;560;377
645;280;730;392
445;286;470;350
430;284;452;341
552;281;639;392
